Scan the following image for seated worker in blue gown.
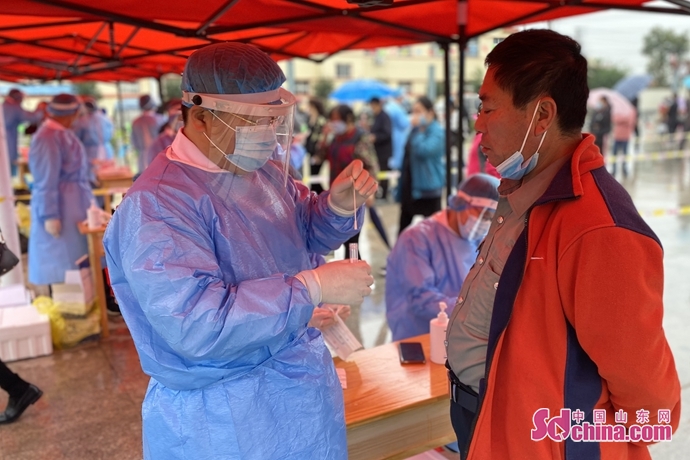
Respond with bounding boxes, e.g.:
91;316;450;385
386;173;499;341
28;94;93;289
103;42;378;460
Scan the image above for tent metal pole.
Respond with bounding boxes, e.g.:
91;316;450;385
197;0;242;36
442;41;452;194
116;80;126;160
157;76;165;105
72;21;107;68
457;0;468;186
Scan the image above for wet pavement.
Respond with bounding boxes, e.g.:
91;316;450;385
1;154;689;459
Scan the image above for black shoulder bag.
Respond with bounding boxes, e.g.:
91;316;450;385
0;228;20;276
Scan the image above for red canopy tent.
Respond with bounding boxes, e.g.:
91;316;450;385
1;0;688;82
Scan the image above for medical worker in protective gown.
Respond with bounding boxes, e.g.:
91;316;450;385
2;88;43;177
74;97;114;162
131;95;160;173
103;43;377;460
28;94;93;286
385;174;499;341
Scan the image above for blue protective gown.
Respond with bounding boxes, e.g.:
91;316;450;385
103;132;362;460
3;99;42;176
142;130;174;171
28;119;93;285
131;112;161;172
384;99;410;170
385;212;478;341
74;111;114;162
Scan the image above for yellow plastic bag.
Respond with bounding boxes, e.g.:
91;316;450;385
33;296;101;349
14;202;31;237
33;296;66;350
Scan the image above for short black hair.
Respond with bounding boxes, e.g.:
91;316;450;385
329;105;355;124
485;29;588;134
308;97;326;117
369;97;381;104
416;96;437;120
181;105;190;124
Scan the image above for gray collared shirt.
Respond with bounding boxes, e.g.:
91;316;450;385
446;156;569;392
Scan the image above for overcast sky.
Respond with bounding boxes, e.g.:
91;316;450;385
527;4;690;75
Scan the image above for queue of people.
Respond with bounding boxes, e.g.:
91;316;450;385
0;29;681;460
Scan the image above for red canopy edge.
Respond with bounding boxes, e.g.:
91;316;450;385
0;0;687;82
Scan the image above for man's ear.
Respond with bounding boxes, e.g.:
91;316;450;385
188;106;208;132
534;97;557;136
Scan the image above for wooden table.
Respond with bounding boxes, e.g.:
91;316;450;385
96;170;133;212
338;334;455;460
14;187;129;214
96;170;133;189
78;222;109;338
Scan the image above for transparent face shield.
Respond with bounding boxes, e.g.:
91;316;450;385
182;88;296;180
449;191;498;242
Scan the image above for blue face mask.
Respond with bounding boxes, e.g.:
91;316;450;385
204;112;278;173
495;100;547;181
226;125;278;172
418;115;429;127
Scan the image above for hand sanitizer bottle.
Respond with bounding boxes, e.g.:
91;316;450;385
430;301;449;364
87;199;101;229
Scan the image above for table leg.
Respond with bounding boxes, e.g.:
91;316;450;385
103;194;112;214
86;233;109;338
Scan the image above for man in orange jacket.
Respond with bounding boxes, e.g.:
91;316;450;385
445;29;680;460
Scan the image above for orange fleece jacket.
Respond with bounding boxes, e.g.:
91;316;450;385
467;135;681;460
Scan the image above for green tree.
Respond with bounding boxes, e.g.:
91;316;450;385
587;60;628;89
314;78;334;100
162;74;183;101
72;82;101;100
642;27;689;88
465;68;485;93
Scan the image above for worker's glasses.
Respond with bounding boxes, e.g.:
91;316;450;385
229;112;285;127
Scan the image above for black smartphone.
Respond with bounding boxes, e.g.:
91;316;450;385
399;342;426;364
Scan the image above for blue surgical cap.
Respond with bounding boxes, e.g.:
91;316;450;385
8;88;24;102
448;173;500;211
181;43;286;105
47;93;80;117
139;95;155;110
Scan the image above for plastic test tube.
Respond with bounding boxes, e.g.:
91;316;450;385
352;178;358;230
349;243;358;263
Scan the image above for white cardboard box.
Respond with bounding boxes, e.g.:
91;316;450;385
0;305;53;362
0;285;32;309
51;255;95;316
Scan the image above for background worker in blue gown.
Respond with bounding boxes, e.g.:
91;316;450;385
103;42;377;460
130;95;160;173
386;173;499;341
2;88;44;177
74;97;114;161
28;94;93;288
142;99;182;171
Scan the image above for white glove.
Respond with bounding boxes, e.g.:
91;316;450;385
314;260;374;306
329;160;378;213
44;219;62;238
308;307;336;329
331;304;351;321
308;304;352;330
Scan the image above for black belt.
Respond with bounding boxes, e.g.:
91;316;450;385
447;366;478;413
